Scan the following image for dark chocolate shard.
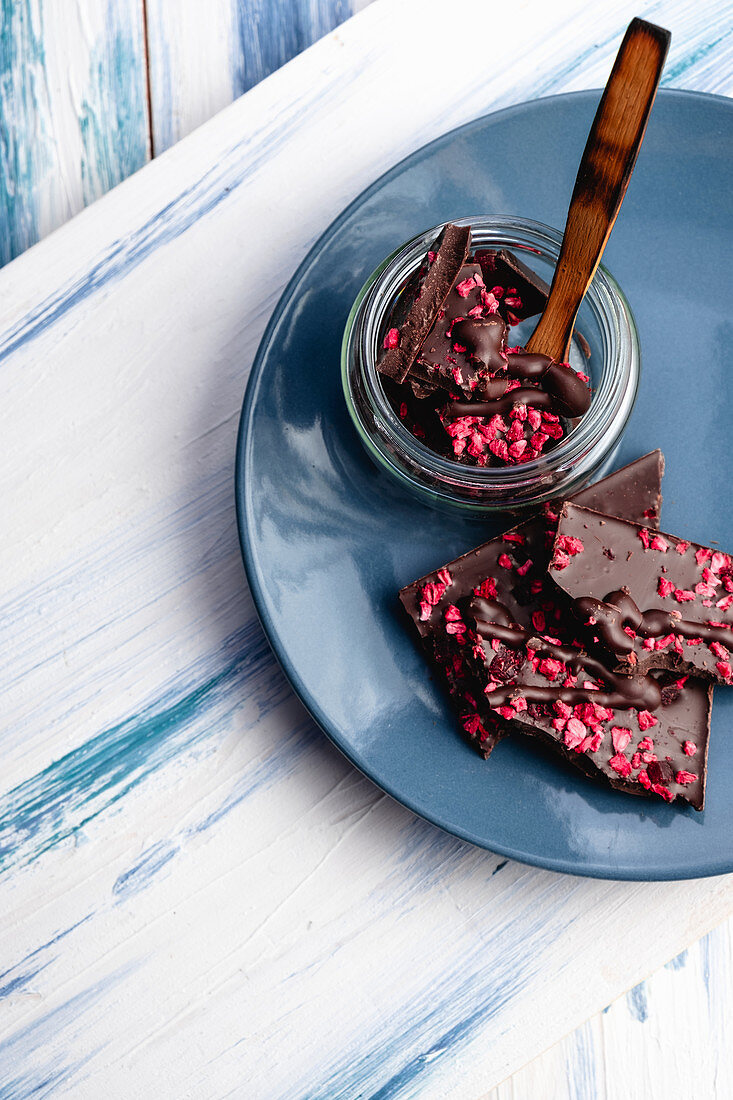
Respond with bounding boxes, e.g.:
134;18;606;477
451;597;711;810
377;224;471;384
475;248;550;322
415;265;507;398
400;452;665;757
550;504;733;685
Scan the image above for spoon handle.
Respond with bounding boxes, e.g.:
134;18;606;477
527;17;670;363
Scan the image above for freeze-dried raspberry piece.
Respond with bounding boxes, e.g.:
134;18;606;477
609;753;632;777
674;589;695;602
418;580;448;620
537;657;564;680
455;276;477;297
474;577;498;600
675;770;697;785
611;727;632;752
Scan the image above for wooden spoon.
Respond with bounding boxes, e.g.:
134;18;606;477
527;18;670;366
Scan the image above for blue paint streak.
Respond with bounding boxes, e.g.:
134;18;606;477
700;930;713;1012
112;839;178;900
0;0;148;270
0;963;46;999
232;0;354;97
626;981;649;1023
306;903;559;1100
0;914;93;997
663;25;733;83
0;617;292;877
79;2;148;205
567;1020;598;1100
665;948;688;971
0;964;137;1096
108;717;319;902
186;718;319;838
0;0;46;266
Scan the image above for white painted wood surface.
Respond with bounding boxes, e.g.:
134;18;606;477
2;0;733;1096
0;0;149;266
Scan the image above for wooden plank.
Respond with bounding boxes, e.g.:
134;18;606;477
0;0;149;268
143;0;238;154
0;0;732;1096
145;0;367;155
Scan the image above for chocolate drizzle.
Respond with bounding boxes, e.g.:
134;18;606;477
446;387;558;418
444;352;591;420
467;596;662;710
451;316;507;373
576;588;733;653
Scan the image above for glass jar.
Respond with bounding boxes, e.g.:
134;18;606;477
341;215;640;513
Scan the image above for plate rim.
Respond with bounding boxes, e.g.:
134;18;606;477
235;87;733;881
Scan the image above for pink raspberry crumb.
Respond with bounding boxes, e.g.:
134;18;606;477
674;589;696;602
611;727;632;753
675;771;697;785
609;753;632;777
455;276;477;298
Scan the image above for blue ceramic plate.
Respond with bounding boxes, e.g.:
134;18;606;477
236;90;733;880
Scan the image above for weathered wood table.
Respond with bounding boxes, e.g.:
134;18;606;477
2;1;733;1095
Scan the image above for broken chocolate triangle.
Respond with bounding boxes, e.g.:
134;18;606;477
400;451;664;757
378;223;471;385
550;503;733;685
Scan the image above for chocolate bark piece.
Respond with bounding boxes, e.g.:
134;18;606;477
414;265;508;398
549;504;733;685
475;248;551;323
400;451;664;755
402;451;663;643
453;597;711;810
378;224;471;385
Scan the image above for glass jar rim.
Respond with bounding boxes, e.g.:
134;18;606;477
343;215;640;490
